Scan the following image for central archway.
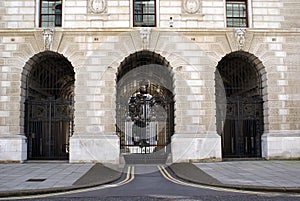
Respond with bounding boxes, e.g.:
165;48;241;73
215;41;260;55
116;51;174;163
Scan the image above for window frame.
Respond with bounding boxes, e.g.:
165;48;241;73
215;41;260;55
133;0;157;27
39;0;63;27
226;0;248;28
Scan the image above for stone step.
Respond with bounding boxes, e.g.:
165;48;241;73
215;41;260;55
123;152;168;164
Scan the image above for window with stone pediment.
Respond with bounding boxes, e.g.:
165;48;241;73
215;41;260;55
226;0;248;27
133;0;156;27
40;0;62;27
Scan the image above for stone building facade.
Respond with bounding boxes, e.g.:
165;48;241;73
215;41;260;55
0;0;299;163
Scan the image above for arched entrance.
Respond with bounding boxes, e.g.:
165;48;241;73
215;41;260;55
24;51;75;160
116;51;174;163
216;51;264;158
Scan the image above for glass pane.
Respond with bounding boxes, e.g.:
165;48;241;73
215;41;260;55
241;19;246;27
42;22;48;27
135;14;142;22
49;22;55;27
227;10;233;17
233;19;239;27
233;4;239;10
49;15;55;22
233;10;240;17
227;19;232;27
240;4;246;10
42;1;49;7
42;15;49;22
41;8;48;14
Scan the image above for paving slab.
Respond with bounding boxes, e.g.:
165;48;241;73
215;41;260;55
0;162;123;197
169;160;300;193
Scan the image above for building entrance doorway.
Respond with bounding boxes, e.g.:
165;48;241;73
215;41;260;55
24;51;75;160
216;52;264;158
116;51;174;163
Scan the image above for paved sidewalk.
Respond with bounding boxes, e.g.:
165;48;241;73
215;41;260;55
1;160;300;197
169;160;300;192
0;162;122;197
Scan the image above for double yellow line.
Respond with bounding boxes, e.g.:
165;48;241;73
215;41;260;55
158;165;300;197
158;165;262;193
1;166;135;200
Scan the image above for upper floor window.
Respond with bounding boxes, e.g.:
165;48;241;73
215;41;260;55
226;1;248;27
133;0;156;27
40;0;62;27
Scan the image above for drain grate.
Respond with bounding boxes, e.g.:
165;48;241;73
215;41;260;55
26;178;46;182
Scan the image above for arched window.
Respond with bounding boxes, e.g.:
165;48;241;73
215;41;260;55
40;0;62;27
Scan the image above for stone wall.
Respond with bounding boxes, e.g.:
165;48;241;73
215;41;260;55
1;0;300;29
0;27;300;162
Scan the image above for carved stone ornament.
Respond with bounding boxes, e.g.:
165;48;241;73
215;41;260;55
183;0;200;14
138;28;151;50
235;28;246;50
89;0;106;14
42;28;54;51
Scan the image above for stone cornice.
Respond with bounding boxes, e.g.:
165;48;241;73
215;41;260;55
0;28;300;34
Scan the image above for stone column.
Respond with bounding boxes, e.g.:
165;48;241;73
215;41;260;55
0;34;27;162
69;33;124;164
157;32;222;162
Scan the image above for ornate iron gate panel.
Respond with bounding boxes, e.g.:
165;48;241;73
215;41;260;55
117;86;174;155
221;97;263;158
25;98;74;160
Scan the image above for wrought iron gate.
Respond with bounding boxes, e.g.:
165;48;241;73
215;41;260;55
25;98;74;160
117;87;174;155
221;97;263;158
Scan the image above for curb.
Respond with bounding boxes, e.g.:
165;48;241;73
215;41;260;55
168;163;300;194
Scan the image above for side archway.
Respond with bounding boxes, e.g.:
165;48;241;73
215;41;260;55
22;51;75;160
216;51;265;158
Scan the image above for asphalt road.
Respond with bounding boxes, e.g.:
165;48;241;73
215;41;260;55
9;165;300;201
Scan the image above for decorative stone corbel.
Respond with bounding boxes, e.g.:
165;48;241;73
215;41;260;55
42;28;54;51
138;28;151;50
235;28;246;50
